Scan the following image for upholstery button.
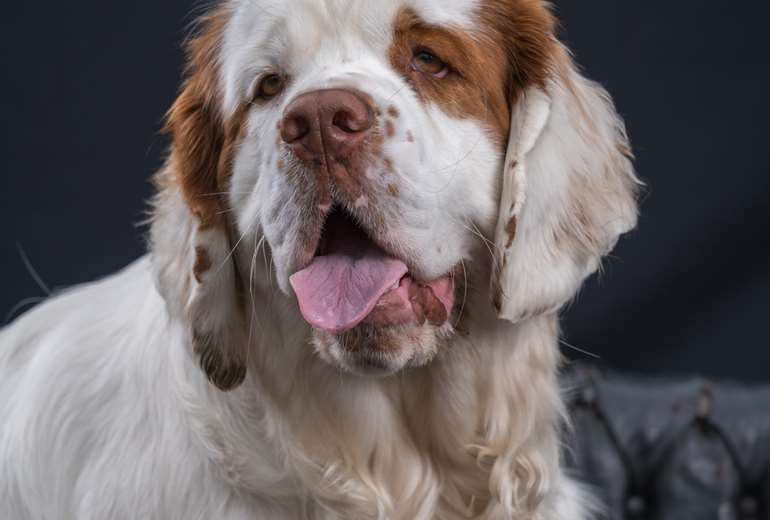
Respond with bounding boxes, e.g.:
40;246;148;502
626;495;646;518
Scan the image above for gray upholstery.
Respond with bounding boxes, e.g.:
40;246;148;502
565;365;770;520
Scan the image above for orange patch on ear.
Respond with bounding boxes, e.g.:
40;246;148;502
479;0;556;93
163;7;250;230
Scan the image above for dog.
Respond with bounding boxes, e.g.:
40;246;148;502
0;1;639;518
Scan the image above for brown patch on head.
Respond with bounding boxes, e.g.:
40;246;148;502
163;7;250;229
388;3;555;145
193;246;212;283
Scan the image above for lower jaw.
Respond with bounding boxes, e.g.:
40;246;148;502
337;349;409;377
315;320;449;377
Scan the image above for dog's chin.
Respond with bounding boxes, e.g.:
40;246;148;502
312;322;451;377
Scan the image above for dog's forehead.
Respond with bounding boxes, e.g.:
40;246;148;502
221;0;482;113
228;0;480;33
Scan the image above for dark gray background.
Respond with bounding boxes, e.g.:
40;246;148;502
1;2;768;380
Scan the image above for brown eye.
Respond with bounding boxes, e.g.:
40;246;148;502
411;50;448;78
255;73;285;100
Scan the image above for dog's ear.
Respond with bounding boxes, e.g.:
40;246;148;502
154;8;248;391
491;46;641;322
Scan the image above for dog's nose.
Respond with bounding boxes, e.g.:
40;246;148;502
280;89;374;162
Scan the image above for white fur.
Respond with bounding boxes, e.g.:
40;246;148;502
0;257;590;519
0;1;637;518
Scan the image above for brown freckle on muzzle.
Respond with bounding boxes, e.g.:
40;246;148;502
387;105;399;118
405;131;414;143
385;119;395;138
388;184;399;196
193;246;212;283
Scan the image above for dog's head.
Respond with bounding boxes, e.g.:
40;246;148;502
153;0;639;388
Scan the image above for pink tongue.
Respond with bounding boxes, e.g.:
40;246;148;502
290;239;408;334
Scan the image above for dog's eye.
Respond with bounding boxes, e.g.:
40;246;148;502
411;50;448;78
254;73;286;101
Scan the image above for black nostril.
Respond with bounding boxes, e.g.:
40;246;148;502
281;115;310;144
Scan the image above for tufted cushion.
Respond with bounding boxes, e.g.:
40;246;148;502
565;365;770;520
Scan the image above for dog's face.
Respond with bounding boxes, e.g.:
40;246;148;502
224;0;531;375
159;0;639;388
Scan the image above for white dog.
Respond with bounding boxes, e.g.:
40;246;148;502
0;1;639;518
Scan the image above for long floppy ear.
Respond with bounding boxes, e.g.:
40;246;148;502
153;8;248;391
491;47;640;322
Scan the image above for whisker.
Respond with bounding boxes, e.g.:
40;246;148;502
5;297;46;324
16;243;51;295
454;261;469;328
385;83;408;103
450;218;500;264
471;221;501;256
246;231;262;368
559;338;601;360
215;219;257;275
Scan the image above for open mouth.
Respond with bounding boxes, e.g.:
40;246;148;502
289;207;455;334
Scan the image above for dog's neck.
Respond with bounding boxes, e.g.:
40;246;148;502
177;287;565;517
151;189;567;517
